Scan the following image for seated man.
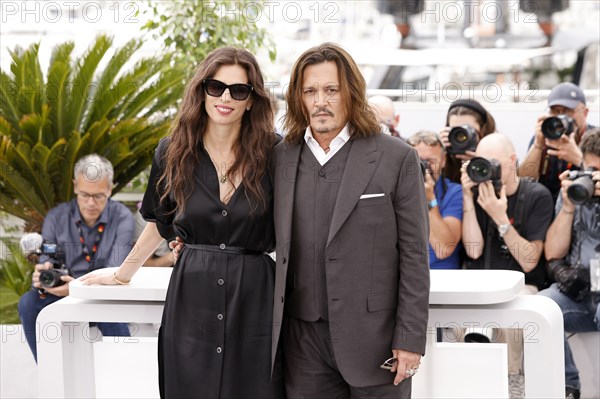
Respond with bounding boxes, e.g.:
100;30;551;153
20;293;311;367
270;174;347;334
18;154;135;361
408;130;463;269
539;128;600;399
461;133;554;395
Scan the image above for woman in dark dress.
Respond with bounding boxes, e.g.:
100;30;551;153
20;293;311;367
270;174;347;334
82;47;284;399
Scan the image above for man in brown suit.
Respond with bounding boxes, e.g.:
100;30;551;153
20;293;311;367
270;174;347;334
271;43;430;398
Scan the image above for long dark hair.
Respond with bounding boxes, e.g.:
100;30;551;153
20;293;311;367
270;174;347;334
157;47;275;214
283;42;380;143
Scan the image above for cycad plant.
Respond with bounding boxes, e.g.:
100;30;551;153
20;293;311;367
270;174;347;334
0;35;185;232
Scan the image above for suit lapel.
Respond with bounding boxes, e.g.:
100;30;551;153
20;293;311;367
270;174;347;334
327;137;381;246
275;141;302;251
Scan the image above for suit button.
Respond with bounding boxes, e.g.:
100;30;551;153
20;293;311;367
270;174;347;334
222;210;228;216
217;314;223;320
219;243;226;250
282;257;287;264
318;170;326;177
218;279;224;285
281;296;284;303
216;347;222;354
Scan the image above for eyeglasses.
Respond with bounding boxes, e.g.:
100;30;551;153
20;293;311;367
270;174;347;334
203;79;253;101
407;132;444;148
75;192;108;202
380;357;398;370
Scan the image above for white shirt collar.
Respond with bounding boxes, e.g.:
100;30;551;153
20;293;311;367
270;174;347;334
303;124;351;166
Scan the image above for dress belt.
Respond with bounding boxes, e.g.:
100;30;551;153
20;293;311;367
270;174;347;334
185;243;267;256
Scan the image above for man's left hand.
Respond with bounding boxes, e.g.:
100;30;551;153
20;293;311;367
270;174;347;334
44;276;74;297
477;182;509;225
389;348;422;385
545;133;583;166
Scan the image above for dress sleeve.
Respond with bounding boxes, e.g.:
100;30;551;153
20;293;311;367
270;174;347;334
140;137;177;240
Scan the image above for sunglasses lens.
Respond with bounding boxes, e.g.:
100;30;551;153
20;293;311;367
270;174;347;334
205;80;226;97
230;84;251;101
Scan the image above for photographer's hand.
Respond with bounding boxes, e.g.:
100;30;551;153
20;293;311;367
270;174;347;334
477;182;509;225
559;170;576;214
32;262;52;289
460;162;477;201
438;127;451;148
45;276;74;297
546;133;583;166
593;170;600;197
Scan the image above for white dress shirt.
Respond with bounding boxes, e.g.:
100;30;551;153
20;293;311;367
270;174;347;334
303;124;351;166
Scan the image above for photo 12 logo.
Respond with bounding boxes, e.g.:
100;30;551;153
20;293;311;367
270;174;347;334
1;1;140;24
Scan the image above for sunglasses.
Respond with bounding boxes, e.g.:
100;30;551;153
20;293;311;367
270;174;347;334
203;79;253;101
379;357;398;370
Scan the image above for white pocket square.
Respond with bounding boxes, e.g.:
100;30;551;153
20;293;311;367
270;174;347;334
359;193;385;199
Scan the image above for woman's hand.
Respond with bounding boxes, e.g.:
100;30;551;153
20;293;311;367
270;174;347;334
80;268;123;286
169;237;185;263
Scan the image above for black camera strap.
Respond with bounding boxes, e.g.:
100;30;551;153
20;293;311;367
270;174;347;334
76;221;106;268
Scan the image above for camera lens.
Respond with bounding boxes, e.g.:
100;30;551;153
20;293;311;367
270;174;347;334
567;176;595;205
542;115;575;140
467;157;492;182
454;130;467;143
39;269;66;288
448;125;478;155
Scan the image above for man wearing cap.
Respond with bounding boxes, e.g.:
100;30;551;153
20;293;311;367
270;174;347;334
519;82;594;201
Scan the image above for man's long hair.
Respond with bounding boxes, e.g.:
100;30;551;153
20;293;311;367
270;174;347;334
157;47;275;214
283;42;380;144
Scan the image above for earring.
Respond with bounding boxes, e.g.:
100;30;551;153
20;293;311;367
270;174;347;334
246;106;251;111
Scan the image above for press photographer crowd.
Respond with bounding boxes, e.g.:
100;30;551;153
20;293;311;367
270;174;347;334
12;61;599;399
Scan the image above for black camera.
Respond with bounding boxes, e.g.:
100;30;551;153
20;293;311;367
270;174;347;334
567;168;598;205
420;159;431;182
448;125;479;155
541;115;575;140
467;157;502;194
39;242;69;289
548;259;590;302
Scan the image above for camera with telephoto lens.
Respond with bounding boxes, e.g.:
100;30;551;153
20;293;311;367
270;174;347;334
467;157;503;194
542;115;575;140
38;242;69;288
566;167;598;205
548;259;590;302
447;125;479;155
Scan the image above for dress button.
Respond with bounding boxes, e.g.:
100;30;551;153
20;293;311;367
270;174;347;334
216;347;222;354
217;314;223;320
222;210;228;216
219;243;226;250
218;279;224;285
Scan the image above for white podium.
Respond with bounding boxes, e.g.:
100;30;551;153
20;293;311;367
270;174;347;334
37;269;565;398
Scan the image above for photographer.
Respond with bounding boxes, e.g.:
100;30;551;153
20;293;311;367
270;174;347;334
518;82;594;202
461;133;554;395
18;155;134;361
408;130;463;269
440;99;497;183
539;128;600;399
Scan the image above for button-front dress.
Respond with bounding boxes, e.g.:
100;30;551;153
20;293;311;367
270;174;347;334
140;138;283;399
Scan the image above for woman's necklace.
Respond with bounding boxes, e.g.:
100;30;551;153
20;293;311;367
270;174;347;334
205;146;233;184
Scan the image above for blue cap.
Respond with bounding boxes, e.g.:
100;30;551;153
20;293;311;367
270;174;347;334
548;82;586;109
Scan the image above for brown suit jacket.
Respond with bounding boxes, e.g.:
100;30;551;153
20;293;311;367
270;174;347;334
271;133;430;387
